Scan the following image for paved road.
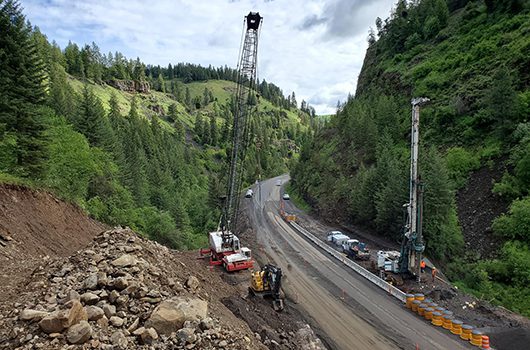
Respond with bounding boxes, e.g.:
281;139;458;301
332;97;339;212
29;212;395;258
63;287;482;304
246;174;471;350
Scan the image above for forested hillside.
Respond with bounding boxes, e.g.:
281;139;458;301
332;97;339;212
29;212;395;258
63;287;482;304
292;0;530;316
0;0;314;249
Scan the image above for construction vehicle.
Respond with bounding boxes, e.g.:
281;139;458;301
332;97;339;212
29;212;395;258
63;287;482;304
199;12;262;272
249;264;285;311
378;97;429;281
342;239;370;261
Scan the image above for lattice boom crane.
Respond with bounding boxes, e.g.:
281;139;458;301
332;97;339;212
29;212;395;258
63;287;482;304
200;12;262;272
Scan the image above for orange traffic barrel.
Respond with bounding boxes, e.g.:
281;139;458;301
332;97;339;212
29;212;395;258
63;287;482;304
412;300;421;312
442;315;453;330
406;294;415;308
418;303;428;316
460;325;474;340
431;312;443;326
424;298;433;304
470;330;484;347
414;293;425;302
481;335;490;349
424;307;434;321
451;319;463;335
428;302;438;308
443;310;453;317
435;306;445;313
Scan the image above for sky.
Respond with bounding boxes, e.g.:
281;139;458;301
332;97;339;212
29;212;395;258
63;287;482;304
23;0;396;115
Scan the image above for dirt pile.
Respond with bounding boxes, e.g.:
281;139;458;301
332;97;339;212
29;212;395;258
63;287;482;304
0;227;265;349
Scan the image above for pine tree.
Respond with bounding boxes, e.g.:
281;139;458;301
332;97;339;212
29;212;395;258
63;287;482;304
209;115;218;146
76;85;110;148
203;88;211;106
0;0;47;177
157;74;166;93
185;87;191;108
194;114;203;142
168;103;178;122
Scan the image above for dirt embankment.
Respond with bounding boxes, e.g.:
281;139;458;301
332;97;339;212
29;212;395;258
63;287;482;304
0;184;106;305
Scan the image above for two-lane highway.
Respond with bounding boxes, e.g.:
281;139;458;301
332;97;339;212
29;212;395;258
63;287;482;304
246;174;470;350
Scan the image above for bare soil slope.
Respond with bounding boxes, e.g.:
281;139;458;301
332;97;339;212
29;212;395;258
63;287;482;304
456;159;510;259
0;184;106;304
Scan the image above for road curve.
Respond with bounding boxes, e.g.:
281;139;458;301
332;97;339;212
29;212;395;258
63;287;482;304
246;174;471;350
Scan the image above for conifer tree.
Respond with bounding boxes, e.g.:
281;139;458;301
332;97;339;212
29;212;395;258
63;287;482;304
0;0;47;177
185;87;191;108
157;74;166;93
77;85;111;148
209;115;218;146
194;114;203;142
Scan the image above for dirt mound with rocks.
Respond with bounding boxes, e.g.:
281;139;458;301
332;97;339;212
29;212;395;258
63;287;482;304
0;228;265;349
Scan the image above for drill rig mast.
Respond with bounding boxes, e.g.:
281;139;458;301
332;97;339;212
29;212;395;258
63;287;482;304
399;97;429;279
200;12;262;272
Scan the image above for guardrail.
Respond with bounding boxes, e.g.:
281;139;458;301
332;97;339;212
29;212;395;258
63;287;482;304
289;221;407;303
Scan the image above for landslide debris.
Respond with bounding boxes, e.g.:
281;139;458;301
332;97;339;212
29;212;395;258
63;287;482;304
0;228;265;350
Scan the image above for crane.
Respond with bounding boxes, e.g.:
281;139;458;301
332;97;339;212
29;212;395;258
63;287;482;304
199;12;263;272
399;97;429;280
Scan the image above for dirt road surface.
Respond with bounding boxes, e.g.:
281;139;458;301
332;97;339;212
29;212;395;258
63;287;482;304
244;175;472;350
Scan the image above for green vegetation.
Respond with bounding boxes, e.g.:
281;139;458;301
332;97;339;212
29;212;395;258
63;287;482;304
284;183;310;213
292;0;530;316
0;0;313;250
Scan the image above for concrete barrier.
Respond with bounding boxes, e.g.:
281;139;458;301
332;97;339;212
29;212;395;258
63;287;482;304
289;221;407;303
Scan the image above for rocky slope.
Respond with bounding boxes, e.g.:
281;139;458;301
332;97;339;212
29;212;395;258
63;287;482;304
0;227;265;349
0;185;324;350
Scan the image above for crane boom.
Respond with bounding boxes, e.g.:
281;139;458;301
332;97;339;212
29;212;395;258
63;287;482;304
222;12;262;238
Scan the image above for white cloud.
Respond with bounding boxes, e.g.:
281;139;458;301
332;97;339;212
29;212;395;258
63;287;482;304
23;0;395;114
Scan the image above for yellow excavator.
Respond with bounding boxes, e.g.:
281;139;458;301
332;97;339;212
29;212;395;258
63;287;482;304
249;264;284;311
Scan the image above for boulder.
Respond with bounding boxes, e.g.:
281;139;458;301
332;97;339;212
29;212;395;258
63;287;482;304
39;300;87;333
80;292;99;305
186;276;200;291
135;327;158;344
109;316;125;327
66;320;92;344
111;254;138;267
103;304;116;318
145;297;208;335
20;309;48;322
114;277;129;290
86;306;104;321
176;327;196;344
83;274;98;290
110;331;128;349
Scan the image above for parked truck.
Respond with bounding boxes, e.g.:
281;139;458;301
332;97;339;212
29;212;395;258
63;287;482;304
327;231;350;246
342;239;370;260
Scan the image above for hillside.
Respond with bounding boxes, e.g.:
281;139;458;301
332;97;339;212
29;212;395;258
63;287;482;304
0;0;314;254
291;0;530;317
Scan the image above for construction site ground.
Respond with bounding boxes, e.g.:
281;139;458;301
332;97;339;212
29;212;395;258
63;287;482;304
280;175;530;350
0;184;322;349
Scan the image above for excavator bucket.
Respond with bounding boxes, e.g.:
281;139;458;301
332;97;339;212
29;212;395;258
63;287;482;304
273;299;284;312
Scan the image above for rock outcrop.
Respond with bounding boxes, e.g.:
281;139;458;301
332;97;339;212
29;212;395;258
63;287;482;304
106;79;150;93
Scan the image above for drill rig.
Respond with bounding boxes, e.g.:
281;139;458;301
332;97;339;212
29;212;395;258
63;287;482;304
200;12;262;272
398;98;429;280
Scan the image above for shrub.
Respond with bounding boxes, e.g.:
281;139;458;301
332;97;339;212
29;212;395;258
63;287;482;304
492;196;530;240
445;147;480;188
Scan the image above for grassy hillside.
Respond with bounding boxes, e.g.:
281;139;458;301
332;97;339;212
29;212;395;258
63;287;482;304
292;0;530;316
1;0;313;255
